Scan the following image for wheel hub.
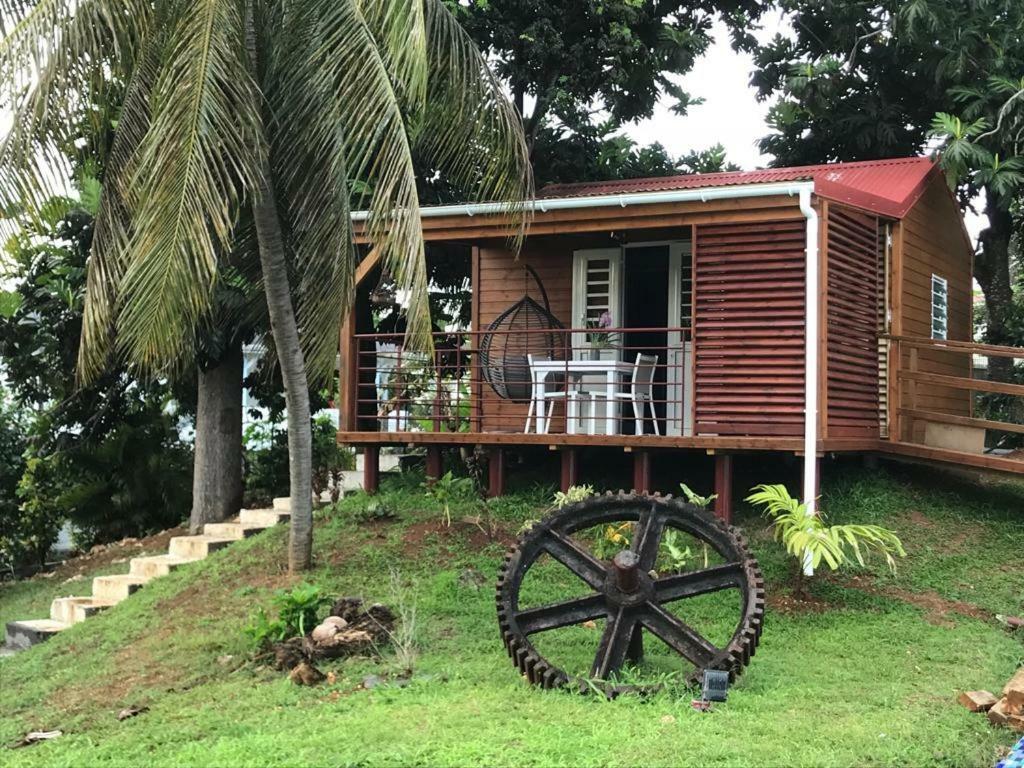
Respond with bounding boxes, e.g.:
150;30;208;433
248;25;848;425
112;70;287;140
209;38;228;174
605;550;653;607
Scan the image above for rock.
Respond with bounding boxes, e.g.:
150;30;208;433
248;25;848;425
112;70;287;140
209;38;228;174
1003;668;1024;712
289;661;325;686
311;622;341;643
362;674;382;689
958;690;998;712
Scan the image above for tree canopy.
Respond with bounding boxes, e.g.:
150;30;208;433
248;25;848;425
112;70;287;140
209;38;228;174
447;0;758;185
743;0;1023;355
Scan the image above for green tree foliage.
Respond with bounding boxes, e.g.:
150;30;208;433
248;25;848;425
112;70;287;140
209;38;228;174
0;0;532;571
0;189;192;565
743;0;1023;359
445;0;758;186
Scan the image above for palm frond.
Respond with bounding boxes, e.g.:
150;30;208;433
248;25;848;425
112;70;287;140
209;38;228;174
415;0;532;238
78;29;167;382
0;0;151;226
308;0;432;349
263;7;356;384
357;0;428;116
114;0;262;373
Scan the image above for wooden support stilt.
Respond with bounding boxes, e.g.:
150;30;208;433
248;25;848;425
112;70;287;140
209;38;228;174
560;449;579;492
363;446;380;494
487;448;505;498
425;446;443;484
713;454;733;524
632;451;652;493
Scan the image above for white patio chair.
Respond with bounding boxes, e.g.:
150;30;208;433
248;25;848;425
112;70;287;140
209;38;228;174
524;355;573;434
585;353;660;436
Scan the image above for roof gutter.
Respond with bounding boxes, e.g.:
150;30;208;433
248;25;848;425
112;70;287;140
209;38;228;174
350;180;815;220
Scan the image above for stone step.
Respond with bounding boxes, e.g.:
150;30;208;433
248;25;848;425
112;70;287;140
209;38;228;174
5;619;68;650
129;553;196;579
202;521;269;540
50;596;116;625
92;574;150;604
168;535;235;560
239;508;290;527
272;497;291;511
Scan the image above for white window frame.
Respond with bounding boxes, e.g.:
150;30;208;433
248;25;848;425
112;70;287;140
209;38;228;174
571;248;623;352
931;273;949;341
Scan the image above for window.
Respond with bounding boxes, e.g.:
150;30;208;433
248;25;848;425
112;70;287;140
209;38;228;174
571;248;622;350
931;274;948;340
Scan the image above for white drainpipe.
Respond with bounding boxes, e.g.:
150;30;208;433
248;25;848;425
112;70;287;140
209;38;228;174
353;179;822;561
798;187;820;576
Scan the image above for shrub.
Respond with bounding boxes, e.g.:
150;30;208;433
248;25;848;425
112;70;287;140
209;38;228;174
244;582;332;649
244;416;354;507
553;484;595;508
746;484;906;593
422;470;474;526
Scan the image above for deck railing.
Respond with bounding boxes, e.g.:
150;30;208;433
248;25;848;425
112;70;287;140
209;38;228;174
887;334;1024;449
344;327;693;437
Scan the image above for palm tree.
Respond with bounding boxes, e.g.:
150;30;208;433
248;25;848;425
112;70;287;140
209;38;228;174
0;0;531;570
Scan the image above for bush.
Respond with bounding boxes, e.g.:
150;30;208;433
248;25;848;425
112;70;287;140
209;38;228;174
21;414;193;549
244;415;353;507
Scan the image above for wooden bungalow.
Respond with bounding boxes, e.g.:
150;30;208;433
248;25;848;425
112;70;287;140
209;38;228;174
338;157;1024;518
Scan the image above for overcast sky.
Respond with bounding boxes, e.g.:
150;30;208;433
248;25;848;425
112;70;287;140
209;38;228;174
626;18;781;170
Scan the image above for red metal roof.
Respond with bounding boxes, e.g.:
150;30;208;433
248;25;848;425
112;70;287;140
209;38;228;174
538;156;939;219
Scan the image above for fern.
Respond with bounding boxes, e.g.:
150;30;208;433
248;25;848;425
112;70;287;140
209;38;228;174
745;484;906;574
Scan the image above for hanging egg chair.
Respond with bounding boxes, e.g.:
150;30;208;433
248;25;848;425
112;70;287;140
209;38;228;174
479;264;566;402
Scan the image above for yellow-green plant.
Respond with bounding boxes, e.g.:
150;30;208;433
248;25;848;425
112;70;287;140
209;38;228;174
553;484;595;509
746;484;906;583
679;483;716;509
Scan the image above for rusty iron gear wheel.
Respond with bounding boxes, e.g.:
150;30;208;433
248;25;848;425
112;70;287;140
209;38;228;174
496;491;765;695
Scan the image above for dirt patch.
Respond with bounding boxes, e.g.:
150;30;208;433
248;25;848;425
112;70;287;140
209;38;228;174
400;518;516;559
844;575;990;627
767;591;833;615
907;510;937;529
28;527;188;585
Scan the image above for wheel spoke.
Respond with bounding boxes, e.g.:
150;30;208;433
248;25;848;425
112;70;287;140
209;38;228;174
516;593;607;636
653;562;744;602
590;607;635;679
640;602;718;669
631;505;664;571
542;531;607;591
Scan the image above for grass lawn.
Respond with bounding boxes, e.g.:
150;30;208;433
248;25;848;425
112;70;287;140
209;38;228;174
1;462;1022;767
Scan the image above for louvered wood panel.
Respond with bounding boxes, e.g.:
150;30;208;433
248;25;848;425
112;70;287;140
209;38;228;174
827;206;881;437
694;220;806;437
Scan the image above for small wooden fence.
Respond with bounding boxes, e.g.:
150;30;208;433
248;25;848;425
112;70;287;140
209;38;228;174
886;334;1024;472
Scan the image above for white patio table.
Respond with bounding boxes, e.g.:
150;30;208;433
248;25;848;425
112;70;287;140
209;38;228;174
527;358;634;435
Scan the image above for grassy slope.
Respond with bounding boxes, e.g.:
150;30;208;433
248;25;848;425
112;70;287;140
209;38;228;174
0;465;1022;767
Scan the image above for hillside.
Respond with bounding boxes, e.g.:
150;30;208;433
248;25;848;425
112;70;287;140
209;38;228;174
1;464;1022;767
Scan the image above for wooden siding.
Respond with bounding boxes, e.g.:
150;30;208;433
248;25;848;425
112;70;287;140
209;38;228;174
693;220;806;437
825;205;881;438
474;239;573;432
895;179;973;435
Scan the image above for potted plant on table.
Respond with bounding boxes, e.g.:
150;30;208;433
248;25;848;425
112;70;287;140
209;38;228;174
584;311;618;360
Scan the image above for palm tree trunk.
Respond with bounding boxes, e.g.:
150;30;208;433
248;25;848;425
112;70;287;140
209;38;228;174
189;339;244;533
251;166;314;571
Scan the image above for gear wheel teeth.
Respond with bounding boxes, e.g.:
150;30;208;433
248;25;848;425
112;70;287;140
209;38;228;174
496;492;764;696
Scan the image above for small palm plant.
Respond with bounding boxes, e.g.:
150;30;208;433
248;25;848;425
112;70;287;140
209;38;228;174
422;471;473;527
746;484;906;597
